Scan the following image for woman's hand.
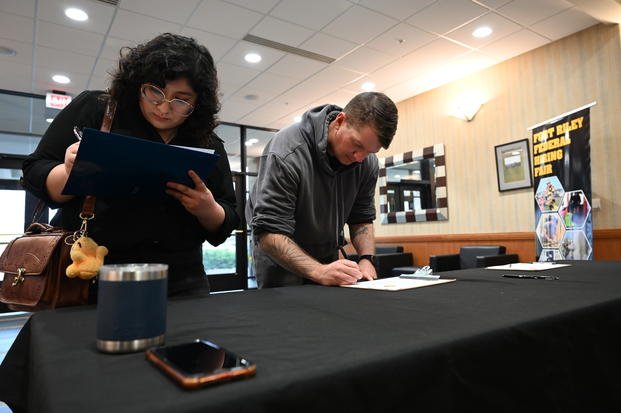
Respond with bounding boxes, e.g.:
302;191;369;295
166;170;225;232
64;142;81;175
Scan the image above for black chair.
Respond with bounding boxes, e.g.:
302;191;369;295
350;245;414;278
429;245;519;273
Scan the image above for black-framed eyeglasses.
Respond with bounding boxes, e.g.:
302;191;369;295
140;83;195;117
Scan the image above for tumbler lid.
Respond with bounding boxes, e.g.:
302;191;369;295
98;263;168;282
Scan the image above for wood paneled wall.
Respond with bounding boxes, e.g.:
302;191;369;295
374;23;621;242
377;228;621;267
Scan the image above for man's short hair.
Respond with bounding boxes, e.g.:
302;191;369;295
343;92;398;149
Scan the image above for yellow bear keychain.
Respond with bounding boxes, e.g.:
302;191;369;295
66;236;109;280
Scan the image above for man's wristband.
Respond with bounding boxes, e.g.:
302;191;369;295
359;254;376;266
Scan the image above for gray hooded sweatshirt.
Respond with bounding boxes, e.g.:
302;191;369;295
246;104;378;288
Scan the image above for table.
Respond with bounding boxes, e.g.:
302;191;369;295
2;261;621;412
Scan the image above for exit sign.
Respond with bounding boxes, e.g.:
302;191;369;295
45;93;72;110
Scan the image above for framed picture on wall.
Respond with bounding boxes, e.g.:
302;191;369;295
494;139;532;192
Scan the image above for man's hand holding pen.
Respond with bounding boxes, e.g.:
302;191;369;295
338;246;376;283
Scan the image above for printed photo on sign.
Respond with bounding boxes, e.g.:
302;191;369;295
535;176;563;213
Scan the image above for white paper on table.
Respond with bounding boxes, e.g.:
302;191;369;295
341;276;455;291
486;262;570;271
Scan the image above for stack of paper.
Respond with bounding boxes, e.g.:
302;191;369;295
341;276;455;291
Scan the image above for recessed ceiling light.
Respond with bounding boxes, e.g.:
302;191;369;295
0;46;17;57
65;7;88;22
293;115;302;123
52;74;71;84
46;118;54;123
472;26;493;38
361;81;376;92
244;52;262;63
245;138;259;146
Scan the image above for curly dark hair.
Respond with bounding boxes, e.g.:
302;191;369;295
107;33;220;144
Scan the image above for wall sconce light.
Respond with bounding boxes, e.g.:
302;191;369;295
450;91;485;122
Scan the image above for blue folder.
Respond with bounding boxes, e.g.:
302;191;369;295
62;128;220;199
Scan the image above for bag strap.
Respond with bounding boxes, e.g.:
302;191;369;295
80;99;117;220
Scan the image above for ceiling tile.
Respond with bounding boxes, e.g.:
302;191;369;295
269;0;352;31
481;29;549;61
267;54;328;80
219;94;263;122
334;46;397;74
0;0;35;18
342;76;380;94
322;5;399;44
36;46;96;75
445;12;522;49
530;7;598;40
475;0;513;9
119;0;201;24
311;89;358;109
0;38;33;66
249;16;314;47
217;62;262;92
0;61;32;93
87;75;110;92
497;0;573;26
187;0;263;39
407;0;488;35
220;41;285;70
357;0;435;20
34;66;90;95
225;0;280;14
99;36;137;61
295;65;364;99
180;27;237;61
37;21;104;57
299;32;358;60
0;12;34;43
245;71;299;95
366;23;436;57
38;0;116;34
228;87;279;108
108;10;181;43
237;100;297;127
396;38;471;79
92;57;117;82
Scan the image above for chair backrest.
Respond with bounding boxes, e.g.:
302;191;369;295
459;245;506;269
375;245;404;254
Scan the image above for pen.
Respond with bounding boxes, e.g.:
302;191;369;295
73;126;83;141
339;246;349;260
502;274;559;280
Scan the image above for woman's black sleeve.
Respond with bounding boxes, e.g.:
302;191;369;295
22;91;105;208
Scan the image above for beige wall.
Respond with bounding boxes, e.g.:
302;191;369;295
375;23;621;237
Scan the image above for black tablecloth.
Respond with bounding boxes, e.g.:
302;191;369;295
2;261;621;412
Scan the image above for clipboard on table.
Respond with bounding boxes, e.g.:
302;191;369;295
62;128;220;199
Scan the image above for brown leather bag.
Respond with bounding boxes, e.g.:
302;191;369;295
0;223;89;311
0;99;116;311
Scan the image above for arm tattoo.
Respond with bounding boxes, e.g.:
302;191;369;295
351;226;369;240
261;234;318;276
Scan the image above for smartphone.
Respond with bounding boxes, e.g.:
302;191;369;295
145;339;256;389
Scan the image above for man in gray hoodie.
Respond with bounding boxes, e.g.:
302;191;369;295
246;92;398;288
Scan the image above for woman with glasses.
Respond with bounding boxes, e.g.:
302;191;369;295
22;33;239;298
